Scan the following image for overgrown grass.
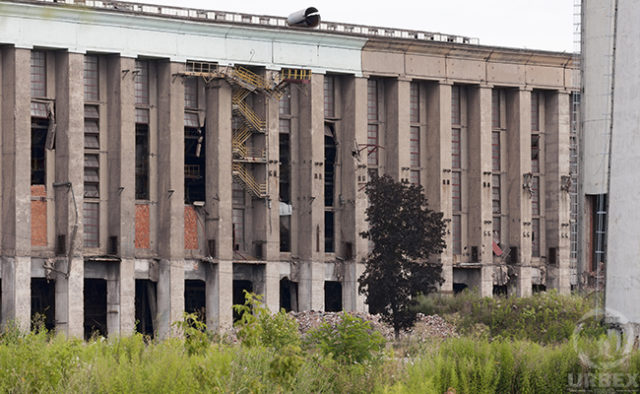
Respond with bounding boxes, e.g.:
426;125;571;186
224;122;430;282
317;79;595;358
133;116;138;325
0;291;627;393
415;290;604;343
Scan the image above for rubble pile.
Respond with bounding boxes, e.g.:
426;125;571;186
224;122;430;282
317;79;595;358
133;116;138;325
288;311;457;340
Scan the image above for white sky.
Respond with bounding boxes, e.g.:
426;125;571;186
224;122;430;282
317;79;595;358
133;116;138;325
126;0;576;52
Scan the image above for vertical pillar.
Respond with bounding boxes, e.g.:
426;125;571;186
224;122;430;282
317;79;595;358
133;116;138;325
341;76;368;312
53;52;85;337
297;73;325;311
507;88;532;297
468;86;494;297
205;80;233;331
264;71;281;312
545;91;571;294
426;82;453;292
1;47;31;330
106;55;136;335
156;61;185;338
385;79;411;181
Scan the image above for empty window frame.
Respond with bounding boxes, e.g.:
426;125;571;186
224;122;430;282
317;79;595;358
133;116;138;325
31;51;46;98
279;86;292;204
232;208;245;251
84;55;99;102
31;117;48;185
135;112;150;200
84;202;99;248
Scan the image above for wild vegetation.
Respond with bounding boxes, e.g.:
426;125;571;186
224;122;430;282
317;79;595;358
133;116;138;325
0;291;630;393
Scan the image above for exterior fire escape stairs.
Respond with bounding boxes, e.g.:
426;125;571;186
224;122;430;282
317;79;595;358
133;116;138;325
181;61;311;199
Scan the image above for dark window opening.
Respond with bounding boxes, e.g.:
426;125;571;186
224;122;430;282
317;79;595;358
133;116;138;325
593;194;607;272
31;118;48;185
279;278;298;312
185;125;206;203
232;280;253;322
453;283;468;294
324;281;342;312
84;279;107;339
324;130;336;207
135;123;149;200
135;279;157;337
31;278;55;332
185;280;206;323
325;211;334;253
280;215;291;252
279;133;291;203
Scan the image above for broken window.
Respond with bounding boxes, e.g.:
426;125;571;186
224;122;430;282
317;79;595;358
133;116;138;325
279;278;298;312
31;117;47;185
279;133;291;203
184;77;198;109
134;60;149;105
31;51;46;98
324;128;336;207
84;278;107;339
324;211;334;253
232;280;253;321
451;85;464;256
184;116;205;204
367;79;380;167
324;75;335;118
135;117;150;200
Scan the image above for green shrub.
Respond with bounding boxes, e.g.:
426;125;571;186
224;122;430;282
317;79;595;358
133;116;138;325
233;291;300;350
415;290;603;344
304;312;386;365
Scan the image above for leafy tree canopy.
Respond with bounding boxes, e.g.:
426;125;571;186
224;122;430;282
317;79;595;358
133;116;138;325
358;174;446;337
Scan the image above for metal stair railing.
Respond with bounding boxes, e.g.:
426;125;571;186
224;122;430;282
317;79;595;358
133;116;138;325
233;99;266;131
232;163;266;197
232;66;268;90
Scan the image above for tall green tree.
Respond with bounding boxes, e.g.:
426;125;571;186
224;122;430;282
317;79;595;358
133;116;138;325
359;174;446;337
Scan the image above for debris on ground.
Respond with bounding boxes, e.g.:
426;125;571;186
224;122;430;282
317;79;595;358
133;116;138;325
288;311;457;340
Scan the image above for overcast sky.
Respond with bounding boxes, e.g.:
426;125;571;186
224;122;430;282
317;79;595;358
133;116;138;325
126;0;576;52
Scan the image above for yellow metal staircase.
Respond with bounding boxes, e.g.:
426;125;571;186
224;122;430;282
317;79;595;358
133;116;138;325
181;62;310;199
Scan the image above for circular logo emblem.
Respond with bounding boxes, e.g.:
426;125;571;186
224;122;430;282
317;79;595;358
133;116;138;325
571;307;635;370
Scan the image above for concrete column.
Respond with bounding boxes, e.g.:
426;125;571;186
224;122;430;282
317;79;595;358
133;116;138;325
205;80;233;330
385;79;411;181
156;61;185;338
341;76;368;312
426;82;453;293
507;88;532;297
467;86;493;297
53;52;85;337
297;73;325;311
264;263;280;312
1;47;32;330
545;91;571;294
106;56;136;335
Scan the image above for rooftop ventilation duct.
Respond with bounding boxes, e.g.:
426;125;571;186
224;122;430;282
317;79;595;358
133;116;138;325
287;7;320;28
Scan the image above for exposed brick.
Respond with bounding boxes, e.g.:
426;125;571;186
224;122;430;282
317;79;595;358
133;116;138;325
31;185;47;247
135;204;150;249
184;205;198;250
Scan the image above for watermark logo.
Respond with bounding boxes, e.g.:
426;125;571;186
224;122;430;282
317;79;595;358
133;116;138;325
571;307;635;370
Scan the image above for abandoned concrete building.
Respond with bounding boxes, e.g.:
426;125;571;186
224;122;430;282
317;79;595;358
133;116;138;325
0;0;579;338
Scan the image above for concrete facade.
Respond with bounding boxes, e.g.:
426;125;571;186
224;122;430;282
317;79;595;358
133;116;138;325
0;0;577;337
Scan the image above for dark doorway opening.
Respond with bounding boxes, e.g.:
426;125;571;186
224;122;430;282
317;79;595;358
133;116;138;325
233;279;253;322
84;279;107;339
279;278;298;312
453;283;468;294
184;280;206;322
493;285;508;296
324;281;342;312
532;284;547;293
135;279;157;337
31;278;55;332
